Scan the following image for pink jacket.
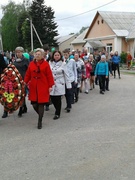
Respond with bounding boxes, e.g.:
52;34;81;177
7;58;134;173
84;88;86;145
85;62;92;78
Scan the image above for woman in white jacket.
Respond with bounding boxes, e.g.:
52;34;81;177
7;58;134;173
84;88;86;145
49;50;71;120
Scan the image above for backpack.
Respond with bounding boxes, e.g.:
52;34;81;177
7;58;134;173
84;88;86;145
0;64;25;113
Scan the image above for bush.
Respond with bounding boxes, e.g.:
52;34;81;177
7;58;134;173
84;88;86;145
120;51;127;64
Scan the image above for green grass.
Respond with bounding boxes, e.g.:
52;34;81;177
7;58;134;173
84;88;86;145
121;71;135;75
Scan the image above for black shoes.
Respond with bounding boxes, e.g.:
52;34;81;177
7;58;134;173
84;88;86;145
18;107;22;117
66;108;71;113
2;111;8;118
37;118;42;129
53;115;60;120
100;90;104;94
65;107;71;112
22;105;27;114
45;105;49;111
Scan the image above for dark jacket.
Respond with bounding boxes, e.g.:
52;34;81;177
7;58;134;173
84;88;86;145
0;54;7;75
13;56;29;79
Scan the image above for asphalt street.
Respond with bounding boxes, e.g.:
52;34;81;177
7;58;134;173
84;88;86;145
0;71;135;180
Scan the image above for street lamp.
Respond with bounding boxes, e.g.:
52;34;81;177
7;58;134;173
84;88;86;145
26;18;33;51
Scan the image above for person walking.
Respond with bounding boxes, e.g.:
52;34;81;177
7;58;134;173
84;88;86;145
63;49;77;112
1;47;29;118
83;56;92;94
126;51;132;70
13;47;29;117
24;48;54;129
89;54;96;90
95;55;108;94
49;50;71;120
74;52;86;102
0;53;7;119
112;51;121;79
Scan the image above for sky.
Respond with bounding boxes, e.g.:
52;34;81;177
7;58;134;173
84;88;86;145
0;0;135;36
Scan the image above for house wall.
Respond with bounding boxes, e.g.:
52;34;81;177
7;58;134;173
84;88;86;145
126;39;135;58
72;43;84;51
59;36;76;52
114;37;122;53
121;38;127;52
87;14;115;38
101;39;114;50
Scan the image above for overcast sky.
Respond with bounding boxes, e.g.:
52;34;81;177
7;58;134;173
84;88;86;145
0;0;135;36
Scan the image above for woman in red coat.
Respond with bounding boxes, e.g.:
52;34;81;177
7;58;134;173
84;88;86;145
24;48;54;129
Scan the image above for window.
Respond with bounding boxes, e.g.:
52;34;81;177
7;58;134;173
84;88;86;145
106;44;112;55
101;19;104;24
97;20;99;25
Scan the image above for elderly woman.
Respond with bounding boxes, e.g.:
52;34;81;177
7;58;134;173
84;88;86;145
24;48;54;129
13;47;29;117
2;47;29;118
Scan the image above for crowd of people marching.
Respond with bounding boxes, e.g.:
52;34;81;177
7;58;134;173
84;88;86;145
0;45;123;129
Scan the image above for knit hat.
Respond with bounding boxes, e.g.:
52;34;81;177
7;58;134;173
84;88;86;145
101;55;106;59
83;56;89;61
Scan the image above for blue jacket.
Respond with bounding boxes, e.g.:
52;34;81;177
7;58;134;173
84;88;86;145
112;55;121;64
95;61;108;76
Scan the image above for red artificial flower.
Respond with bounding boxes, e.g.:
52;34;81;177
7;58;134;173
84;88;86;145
14;89;19;95
13;97;19;103
13;82;18;89
7;103;13;108
7;70;12;77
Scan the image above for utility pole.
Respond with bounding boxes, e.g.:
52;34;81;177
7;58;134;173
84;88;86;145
32;24;43;47
26;18;33;51
26;18;43;50
30;19;33;51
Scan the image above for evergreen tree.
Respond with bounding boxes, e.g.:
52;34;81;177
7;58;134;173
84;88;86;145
17;10;30;50
29;0;58;49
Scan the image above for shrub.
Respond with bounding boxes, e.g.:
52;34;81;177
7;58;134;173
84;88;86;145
120;51;127;64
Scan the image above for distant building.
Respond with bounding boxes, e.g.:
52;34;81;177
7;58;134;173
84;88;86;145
84;11;135;57
71;28;89;52
56;34;77;52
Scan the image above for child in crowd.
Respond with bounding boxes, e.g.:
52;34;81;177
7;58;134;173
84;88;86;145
95;55;108;94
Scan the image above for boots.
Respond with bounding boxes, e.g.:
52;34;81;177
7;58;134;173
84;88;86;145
2;110;8;118
18;107;23;117
37;118;42;129
22;105;27;113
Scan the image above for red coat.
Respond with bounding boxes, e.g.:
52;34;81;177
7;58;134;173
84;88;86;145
24;60;54;103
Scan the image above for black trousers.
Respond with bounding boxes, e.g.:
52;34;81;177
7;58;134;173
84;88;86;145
105;75;109;90
113;64;120;77
50;95;62;116
98;75;106;91
65;81;75;108
74;87;79;101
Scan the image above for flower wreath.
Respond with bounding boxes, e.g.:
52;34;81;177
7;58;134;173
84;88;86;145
0;64;25;113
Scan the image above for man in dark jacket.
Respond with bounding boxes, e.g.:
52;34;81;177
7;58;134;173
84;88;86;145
0;53;7;74
0;53;8;118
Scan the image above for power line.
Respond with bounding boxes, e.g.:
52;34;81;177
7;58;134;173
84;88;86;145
56;0;117;21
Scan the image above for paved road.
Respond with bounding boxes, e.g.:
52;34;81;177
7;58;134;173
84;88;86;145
0;72;135;180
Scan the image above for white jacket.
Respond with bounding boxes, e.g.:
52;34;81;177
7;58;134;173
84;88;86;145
49;61;71;96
